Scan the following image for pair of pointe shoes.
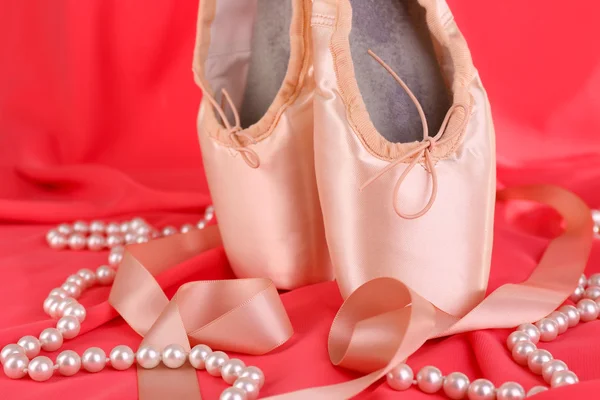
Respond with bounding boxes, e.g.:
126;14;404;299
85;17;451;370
192;0;495;317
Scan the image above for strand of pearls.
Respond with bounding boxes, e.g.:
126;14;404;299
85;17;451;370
6;208;600;399
385;273;600;399
46;206;215;251
384;213;600;399
2;207;267;400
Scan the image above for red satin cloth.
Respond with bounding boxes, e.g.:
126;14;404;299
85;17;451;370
1;1;600;399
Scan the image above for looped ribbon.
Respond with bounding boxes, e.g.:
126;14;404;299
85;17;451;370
360;50;469;219
109;226;292;400
264;185;594;399
108;184;593;400
202;87;261;169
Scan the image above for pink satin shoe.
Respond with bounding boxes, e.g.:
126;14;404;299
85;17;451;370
192;0;332;289
311;0;496;316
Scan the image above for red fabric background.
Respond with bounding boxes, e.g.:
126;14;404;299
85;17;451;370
1;0;600;399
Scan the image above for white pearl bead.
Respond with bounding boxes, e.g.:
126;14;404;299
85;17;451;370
569;285;585;302
180;224;195;233
547;311;569;334
124;233;136;245
541;359;568;384
96;265;116;285
46;229;59;242
106;223;121;235
593;210;600;224
386;363;414;391
512;341;536;365
68;233;87;250
527;386;548;396
189;344;212;369
77;268;97;288
48;234;68;250
161;344;187;369
39;328;63;351
106;234;124;248
416;366;443;393
66;274;85;288
550;370;578;388
110;345;135;370
205;206;215;220
162;226;178;236
584;285;600;300
496;382;525;400
48;299;62;319
89;220;106;233
588;273;600;287
1;344;25;365
558;305;580;327
17;335;41;358
57;223;73;235
3;353;28;379
108;251;124;266
233;377;260;400
467;379;495;400
135;235;149;244
221;358;246;384
577;298;599;321
73;221;89;234
516;323;540;343
239;366;265;389
56;350;81;376
63;303;87;322
506;331;532;351
136;225;151;236
197;220;207;230
220;387;248;400
120;222;131;233
578;273;588;288
61;282;82;298
136;346;161;369
443;372;469;399
43;295;63;314
526;349;552;375
87;234;106;251
28;356;54;381
56;316;81;339
49;288;68;299
205;351;229;376
82;347;106;372
130;217;147;230
535;318;558;341
56;297;78;317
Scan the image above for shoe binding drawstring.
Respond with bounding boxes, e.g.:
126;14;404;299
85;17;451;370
360;49;469;219
202;88;261;169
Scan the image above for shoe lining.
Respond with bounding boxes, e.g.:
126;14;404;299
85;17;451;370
239;0;292;128
349;0;451;143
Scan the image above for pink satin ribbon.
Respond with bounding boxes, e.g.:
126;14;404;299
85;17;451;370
108;185;593;399
109;225;293;400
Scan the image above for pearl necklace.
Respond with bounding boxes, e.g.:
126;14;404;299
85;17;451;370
2;208;599;400
383;213;600;399
45;206;215;252
1;206;265;400
384;273;600;399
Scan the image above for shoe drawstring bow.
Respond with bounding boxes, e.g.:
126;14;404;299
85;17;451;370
360;49;469;219
203;88;261;169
